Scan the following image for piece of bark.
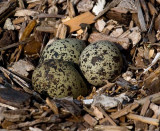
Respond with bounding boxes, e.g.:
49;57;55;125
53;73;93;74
36;26;57;34
37;13;65;19
140;99;150;116
24;37;41;57
18;0;25;9
2;120;14;129
127;113;159;126
46;98;59;115
92;105;104;119
140;0;150;25
0;38;31;51
134;99;150;130
3;18;15;30
0;30;17;48
13;17;25;25
83;114;98;126
94;0;121;20
0;84;31;108
55;99;81;116
143;65;160;95
56;24;67;39
110;102;139;119
148;2;158;15
132;13;141;28
27;1;41;9
7;115;60;129
8;59;35;77
77;0;94;13
14;9;38;17
155;14;160;30
156;0;160;4
137;92;160;105
88;32;130;50
106;10;132;25
0;0;17;24
67;0;75;18
3;109;30;122
94;125;130;131
95;19;106;32
63;11;95;32
149;103;160;118
97;106;117;126
135;0;147;32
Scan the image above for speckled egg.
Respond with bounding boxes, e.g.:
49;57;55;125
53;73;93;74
79;40;123;86
40;38;86;64
32;59;88;98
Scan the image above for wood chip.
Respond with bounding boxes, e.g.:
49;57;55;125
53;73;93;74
88;32;130;49
127;113;159;126
46;98;59;115
94;125;130;131
110;102;139;119
135;0;147;32
63;11;95;32
83;114;98;126
94;0;121;20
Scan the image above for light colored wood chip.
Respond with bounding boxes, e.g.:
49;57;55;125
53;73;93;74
83;114;98;126
127;113;159;126
110;102;139;119
63;11;95;32
46;98;59;115
140;99;150;116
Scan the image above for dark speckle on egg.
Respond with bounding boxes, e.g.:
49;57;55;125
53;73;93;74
32;59;88;98
79;40;123;86
39;38;86;64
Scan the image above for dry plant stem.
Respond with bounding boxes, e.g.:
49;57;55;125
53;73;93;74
110;102;139;119
0;39;31;51
135;0;147;32
7;117;51;129
127;113;159;126
97;106;117;126
11;20;37;62
46;98;59;115
94;0;121;20
140;0;150;25
140;99;150;116
37;13;65;19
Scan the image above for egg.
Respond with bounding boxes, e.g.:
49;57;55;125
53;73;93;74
32;59;88;98
79;40;123;86
40;38;86;64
